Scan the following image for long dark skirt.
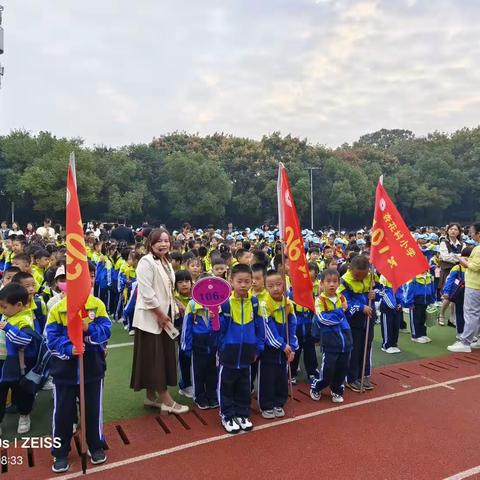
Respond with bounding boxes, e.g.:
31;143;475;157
130;329;177;392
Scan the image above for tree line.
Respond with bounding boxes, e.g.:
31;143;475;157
0;127;478;229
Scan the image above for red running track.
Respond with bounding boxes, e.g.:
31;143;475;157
5;352;480;480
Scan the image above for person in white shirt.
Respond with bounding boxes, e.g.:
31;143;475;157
36;218;56;241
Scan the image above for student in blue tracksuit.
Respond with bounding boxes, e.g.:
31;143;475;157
123;281;138;335
378;275;404;354
46;264;112;474
310;269;353;403
404;271;435;344
0;283;41;436
181;297;218;410
288;263;318;384
218;264;265;434
258;270;297;419
338;255;378;393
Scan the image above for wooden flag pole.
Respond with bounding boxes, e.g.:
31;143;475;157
280;241;295;417
78;351;87;474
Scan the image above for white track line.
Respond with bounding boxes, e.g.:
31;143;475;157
107;342;133;349
49;373;480;480
444;465;480;479
421;376;456;390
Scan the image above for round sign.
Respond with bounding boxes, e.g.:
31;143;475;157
192;277;231;308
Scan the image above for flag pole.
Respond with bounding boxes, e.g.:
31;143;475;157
78;348;87;473
280;240;295;416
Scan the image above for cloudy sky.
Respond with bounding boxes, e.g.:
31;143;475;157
0;0;479;148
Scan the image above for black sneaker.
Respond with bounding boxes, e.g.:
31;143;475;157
362;378;374;390
52;457;70;473
194;400;210;410
89;449;107;465
346;381;362;393
208;400;219;409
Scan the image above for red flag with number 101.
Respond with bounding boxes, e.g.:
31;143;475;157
277;163;315;311
370;178;429;291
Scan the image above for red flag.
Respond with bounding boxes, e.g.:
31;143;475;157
370;177;429;291
277;163;315;311
66;152;91;353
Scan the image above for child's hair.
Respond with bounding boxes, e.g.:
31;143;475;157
11;271;34;284
309;246;320;254
13;253;31;265
120;248;131;261
461;246;474;257
175;269;192;288
211;255;227;267
0;282;30;306
170;251;183;263
235;248;248;260
323;245;333;253
266;268;282;279
252;250;268;268
350;255;370;271
308;262;320;276
251;263;267;276
186;256;203;268
230;263;252;279
221;251;233;264
273;253;283;271
4;266;21;276
320;268;340;281
198;246;208;257
33;248;51;261
88;260;96;274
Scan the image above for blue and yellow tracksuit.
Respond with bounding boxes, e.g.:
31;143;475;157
1;250;14;273
29;295;47;334
0;309;40;422
110;257;126;319
404;272;435;339
258;295;297;412
339;270;378;384
287;289;318;379
175;292;192;392
181;301;218;406
311;292;352;395
218;293;265;420
46;295;111;459
96;256;112;310
249;288;269;390
442;265;466;334
117;264;136;323
123;281;137;332
377;276;404;349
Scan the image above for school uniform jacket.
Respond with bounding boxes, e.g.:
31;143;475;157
404;273;435;307
45;295;112;385
442;265;465;300
181;300;218;356
218;293;265;369
378;276;405;312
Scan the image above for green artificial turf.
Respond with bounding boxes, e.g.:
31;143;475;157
1;314;461;441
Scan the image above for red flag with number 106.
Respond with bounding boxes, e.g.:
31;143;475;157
370;178;429;291
277;163;315;311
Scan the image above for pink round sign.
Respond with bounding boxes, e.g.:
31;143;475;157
192;277;231;331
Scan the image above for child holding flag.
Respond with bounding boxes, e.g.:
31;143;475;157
46;263;112;473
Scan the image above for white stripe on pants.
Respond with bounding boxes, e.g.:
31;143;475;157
460;287;480;345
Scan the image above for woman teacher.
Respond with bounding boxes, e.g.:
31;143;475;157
130;228;189;414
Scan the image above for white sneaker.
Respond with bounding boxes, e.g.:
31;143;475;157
411;337;428;344
331;393;344;403
42;377;54;391
18;415;31;434
235;417;253;431
128;330;135;336
261;409;275;419
178;386;193;399
274;407;285;418
447;341;472;353
222;418;240;434
382;347;400;354
422;336;432;343
470;340;480;349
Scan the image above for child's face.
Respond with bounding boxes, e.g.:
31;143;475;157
321;274;339;297
235;241;243;250
309;269;317;283
266;273;284;301
231;272;252;298
310;251;319;262
251;270;265;292
12;241;24;254
238;252;252;265
37;256;50;269
2;272;17;286
19;278;36;299
187;262;201;278
323;248;333;259
5;239;12;249
212;264;227;278
12;259;30;273
351;268;369;281
176;280;192;297
0;299;26;317
171;259;181;271
328;260;338;270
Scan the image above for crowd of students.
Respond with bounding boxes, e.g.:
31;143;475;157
0;219;478;473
